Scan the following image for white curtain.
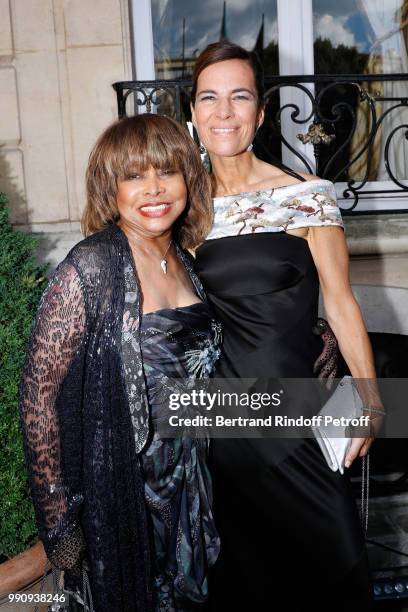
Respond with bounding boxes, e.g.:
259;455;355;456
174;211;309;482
359;0;408;180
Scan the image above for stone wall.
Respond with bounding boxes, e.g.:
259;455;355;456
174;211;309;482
0;0;132;227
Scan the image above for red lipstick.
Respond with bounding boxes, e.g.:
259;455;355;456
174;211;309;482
139;203;172;218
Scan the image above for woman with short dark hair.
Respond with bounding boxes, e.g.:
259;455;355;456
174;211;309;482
20;113;220;612
191;41;379;611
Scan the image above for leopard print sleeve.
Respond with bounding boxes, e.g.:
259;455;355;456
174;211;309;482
19;260;86;569
312;318;340;381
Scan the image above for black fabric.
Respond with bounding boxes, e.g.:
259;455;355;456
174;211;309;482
20;224;206;612
196;233;322;378
195;232;373;611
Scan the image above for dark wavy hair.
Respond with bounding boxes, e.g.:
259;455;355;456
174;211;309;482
83;114;213;249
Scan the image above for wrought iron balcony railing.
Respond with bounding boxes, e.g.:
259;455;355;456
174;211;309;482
113;74;408;214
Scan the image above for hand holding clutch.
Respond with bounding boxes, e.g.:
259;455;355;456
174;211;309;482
311;376;367;474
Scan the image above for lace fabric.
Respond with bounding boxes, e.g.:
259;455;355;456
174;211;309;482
19;262;86;567
19;224;206;612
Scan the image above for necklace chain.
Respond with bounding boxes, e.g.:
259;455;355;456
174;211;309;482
161;239;173;260
129;236;173;275
160;240;173;275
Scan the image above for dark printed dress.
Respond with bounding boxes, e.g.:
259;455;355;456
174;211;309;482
195;180;373;612
20;225;215;612
124;296;222;611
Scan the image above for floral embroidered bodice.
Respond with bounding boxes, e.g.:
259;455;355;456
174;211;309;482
207;179;343;240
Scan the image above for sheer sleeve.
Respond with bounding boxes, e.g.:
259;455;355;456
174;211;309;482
19;260;86;570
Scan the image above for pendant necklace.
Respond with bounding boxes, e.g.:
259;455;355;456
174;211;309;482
129;235;173;275
160;240;173;275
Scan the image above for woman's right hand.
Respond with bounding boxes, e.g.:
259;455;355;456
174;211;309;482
48;525;86;572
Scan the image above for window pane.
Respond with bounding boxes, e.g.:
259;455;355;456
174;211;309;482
151;0;278;80
313;0;408;181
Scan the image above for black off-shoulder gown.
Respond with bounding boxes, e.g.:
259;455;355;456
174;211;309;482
195;232;373;612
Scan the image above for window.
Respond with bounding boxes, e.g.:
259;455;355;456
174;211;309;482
313;0;408;182
130;0;408;210
151;0;278;79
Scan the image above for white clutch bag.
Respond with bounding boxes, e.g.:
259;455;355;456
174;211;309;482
311;376;364;474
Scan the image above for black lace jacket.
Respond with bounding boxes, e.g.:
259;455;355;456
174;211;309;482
19;224;207;612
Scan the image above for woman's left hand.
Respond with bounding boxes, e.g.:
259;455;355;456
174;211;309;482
344;413;384;468
344;437;373;468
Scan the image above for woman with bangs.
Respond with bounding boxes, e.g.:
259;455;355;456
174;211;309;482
20;114;221;612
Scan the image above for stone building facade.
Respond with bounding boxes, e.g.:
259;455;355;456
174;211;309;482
1;0;131;232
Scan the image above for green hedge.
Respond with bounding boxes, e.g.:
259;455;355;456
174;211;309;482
0;193;48;558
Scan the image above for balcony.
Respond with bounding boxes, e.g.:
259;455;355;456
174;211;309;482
113;73;408;216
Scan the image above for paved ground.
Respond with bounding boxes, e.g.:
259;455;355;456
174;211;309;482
365;488;408;611
0;573;52;611
1;576;408;610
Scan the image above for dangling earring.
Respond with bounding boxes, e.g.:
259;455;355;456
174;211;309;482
198;142;210;172
247;123;260;152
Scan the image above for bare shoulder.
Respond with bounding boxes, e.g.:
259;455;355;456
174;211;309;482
297;172;321;182
252;159;325;190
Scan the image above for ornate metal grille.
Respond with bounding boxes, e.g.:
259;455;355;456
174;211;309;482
113;74;408;214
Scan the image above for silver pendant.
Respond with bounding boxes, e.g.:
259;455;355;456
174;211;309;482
160;259;167;274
